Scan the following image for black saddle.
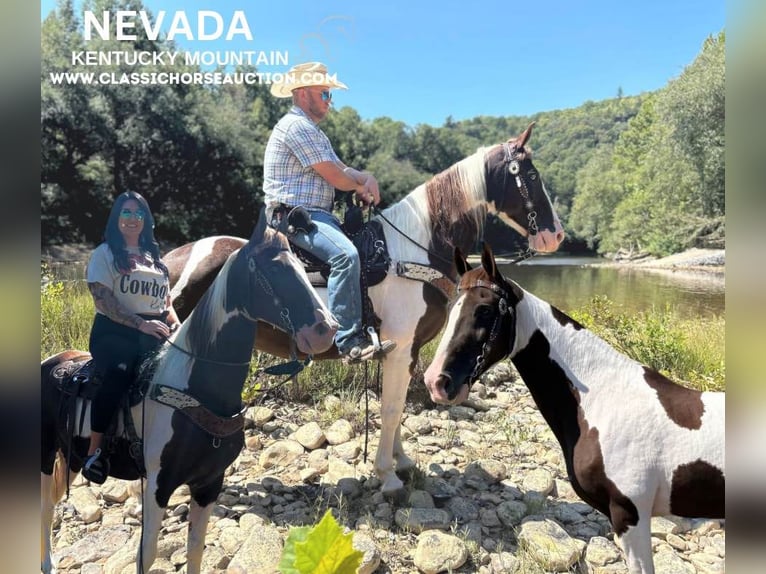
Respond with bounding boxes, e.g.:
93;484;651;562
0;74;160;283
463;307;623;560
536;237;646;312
51;356;149;477
272;203;391;330
52;357;147;407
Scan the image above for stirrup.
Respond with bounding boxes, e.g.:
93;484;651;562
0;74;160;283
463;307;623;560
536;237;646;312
341;339;397;364
82;448;109;484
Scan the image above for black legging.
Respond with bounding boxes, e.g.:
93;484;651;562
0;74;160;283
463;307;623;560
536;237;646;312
88;313;167;433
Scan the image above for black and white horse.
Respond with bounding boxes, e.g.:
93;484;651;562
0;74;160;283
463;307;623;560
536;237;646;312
423;243;725;574
41;215;337;574
164;124;565;494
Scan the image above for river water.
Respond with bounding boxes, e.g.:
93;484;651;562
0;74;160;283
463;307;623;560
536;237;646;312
494;255;724;319
47;255;725;319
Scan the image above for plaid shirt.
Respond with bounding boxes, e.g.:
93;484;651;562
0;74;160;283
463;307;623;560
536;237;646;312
263;106;340;214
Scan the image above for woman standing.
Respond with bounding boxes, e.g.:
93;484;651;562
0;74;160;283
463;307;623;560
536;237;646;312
81;191;180;484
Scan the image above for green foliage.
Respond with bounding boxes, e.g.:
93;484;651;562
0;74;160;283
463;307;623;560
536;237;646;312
41;264;93;357
278;510;363;574
568;33;725;256
569;296;725;392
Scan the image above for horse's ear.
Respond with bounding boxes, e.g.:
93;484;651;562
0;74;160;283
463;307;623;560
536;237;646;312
508;121;535;148
250;208;269;243
454;247;472;276
481;242;498;279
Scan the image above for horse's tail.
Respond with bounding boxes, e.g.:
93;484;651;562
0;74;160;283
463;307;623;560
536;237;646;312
51;451;69;504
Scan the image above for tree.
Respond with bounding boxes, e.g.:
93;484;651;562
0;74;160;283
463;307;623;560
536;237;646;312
656;32;725;217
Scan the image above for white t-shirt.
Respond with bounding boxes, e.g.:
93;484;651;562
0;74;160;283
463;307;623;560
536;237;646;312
86;243;170;316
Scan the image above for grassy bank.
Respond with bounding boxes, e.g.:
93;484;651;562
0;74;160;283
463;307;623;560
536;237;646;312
40;273;725;397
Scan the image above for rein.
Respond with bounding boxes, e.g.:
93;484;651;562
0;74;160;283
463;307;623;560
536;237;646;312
371;206;454;269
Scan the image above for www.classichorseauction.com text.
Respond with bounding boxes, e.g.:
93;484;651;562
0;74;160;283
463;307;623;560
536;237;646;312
48;10;316;87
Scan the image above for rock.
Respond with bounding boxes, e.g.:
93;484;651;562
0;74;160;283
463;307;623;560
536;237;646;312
101;480;130;504
325;419;355;444
394;508;452;533
583;536;623;567
403;414;433;434
70;486;102;524
464;459;507;484
55;525;132;570
521;467;555;496
244;434;262;451
259;439;304;469
292;421;326;449
353;532;381;574
653;546;695;573
517;518;586;571
227;524;283;573
246;405;274;427
496;499;527;526
413;530;468;574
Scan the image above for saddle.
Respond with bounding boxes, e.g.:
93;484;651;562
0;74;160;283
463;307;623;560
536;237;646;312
50;356;147;476
272;202;391;331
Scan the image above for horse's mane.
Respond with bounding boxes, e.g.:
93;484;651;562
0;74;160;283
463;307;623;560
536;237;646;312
425;149;488;245
379;147;489;261
184;250;239;351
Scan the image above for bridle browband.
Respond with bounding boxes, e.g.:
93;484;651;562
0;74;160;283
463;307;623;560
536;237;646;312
457;278;515;386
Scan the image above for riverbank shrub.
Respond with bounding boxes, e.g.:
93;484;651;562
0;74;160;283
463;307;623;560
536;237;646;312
569;295;725;392
40;278;724;395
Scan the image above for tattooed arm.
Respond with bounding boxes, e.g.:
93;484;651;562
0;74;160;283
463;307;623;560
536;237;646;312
88;282;144;329
89;282;171;339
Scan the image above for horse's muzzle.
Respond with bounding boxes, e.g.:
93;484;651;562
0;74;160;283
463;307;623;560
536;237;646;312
295;309;338;355
425;372;470;405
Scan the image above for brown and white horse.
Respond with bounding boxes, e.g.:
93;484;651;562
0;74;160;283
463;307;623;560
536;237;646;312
424;244;725;574
41;215;337;574
165;124;565;494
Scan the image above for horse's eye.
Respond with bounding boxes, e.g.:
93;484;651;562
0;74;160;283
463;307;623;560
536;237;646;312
528;171;537;180
476;305;493;319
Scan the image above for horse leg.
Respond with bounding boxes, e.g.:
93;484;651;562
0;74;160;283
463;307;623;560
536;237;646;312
41;472;55;574
613;505;654;574
375;351;411;493
41;451;74;574
392;416;415;472
185;478;223;574
137;475;165;574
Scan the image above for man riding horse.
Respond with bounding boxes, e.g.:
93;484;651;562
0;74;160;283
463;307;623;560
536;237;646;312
263;61;396;363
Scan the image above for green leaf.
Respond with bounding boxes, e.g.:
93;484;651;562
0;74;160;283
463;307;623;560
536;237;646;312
278;525;311;574
290;510;364;574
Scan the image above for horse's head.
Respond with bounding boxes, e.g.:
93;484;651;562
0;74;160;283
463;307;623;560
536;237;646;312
485;123;565;253
424;243;519;404
238;213;338;355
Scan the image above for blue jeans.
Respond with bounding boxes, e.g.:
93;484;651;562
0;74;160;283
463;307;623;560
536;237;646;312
287;208;362;352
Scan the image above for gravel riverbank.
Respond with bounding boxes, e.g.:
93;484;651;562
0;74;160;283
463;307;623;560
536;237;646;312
48;364;724;574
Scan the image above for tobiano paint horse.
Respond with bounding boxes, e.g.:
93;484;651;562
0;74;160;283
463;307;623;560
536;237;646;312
165;123;565;494
423;243;725;574
41;214;337;574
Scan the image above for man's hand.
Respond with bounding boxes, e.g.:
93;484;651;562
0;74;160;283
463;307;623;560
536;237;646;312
355;174;380;206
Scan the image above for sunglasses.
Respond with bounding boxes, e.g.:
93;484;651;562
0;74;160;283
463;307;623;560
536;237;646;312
119;208;146;221
320;90;332;102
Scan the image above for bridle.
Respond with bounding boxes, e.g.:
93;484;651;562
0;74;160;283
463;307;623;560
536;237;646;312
502;142;539;237
165;251;307;370
457;279;516;387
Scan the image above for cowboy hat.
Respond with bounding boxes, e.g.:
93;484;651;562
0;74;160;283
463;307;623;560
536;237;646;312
269;61;349;98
